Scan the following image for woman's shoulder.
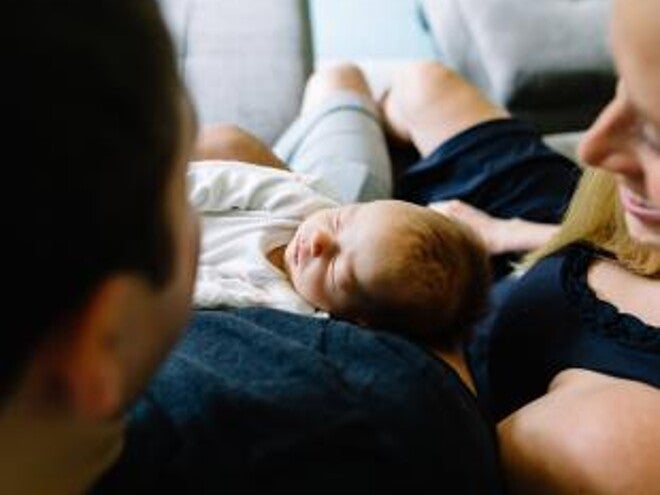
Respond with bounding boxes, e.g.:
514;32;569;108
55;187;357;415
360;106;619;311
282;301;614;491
499;369;660;494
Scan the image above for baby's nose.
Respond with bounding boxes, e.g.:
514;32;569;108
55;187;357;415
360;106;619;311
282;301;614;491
309;229;336;258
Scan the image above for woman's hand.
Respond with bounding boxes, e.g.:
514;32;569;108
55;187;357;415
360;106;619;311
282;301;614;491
429;200;509;254
429;200;559;255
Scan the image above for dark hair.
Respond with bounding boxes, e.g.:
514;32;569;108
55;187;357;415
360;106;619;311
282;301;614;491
2;1;185;398
359;210;491;348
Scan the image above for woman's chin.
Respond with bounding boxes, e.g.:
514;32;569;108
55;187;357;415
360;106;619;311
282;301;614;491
625;212;660;248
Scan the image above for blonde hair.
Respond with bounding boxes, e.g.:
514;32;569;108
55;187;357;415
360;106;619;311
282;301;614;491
524;168;660;276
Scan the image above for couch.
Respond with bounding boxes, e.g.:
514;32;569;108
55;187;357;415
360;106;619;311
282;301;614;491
420;0;615;136
156;0;614;162
157;0;312;145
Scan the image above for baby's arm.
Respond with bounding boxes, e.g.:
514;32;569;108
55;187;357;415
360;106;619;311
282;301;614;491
429;200;558;255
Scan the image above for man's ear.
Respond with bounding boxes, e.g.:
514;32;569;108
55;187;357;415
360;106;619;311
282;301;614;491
54;276;138;419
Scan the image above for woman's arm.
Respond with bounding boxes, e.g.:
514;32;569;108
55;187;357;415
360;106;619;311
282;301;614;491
193;124;288;170
429;200;558;255
498;369;660;494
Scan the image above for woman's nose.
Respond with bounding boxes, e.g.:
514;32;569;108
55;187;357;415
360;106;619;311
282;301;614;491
309;229;336;258
578;88;639;175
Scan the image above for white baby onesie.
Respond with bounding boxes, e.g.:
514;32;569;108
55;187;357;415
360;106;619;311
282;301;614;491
187;160;339;315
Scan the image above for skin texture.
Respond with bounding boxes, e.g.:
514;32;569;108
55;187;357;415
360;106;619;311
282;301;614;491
499;370;660;495
429;199;559;254
381;61;509;157
194;124;288;170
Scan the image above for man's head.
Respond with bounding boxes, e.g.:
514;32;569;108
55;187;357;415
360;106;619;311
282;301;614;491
285;200;490;346
4;1;199;418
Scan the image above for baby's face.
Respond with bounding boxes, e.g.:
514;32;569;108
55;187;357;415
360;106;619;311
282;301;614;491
284;200;435;320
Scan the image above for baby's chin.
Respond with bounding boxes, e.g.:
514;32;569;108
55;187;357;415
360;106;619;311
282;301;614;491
289;276;332;314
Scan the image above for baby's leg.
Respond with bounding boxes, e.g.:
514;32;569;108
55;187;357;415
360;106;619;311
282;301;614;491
273;64;393;203
381;61;508;158
193;124;287;170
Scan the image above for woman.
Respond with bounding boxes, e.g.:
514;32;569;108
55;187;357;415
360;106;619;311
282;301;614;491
379;0;659;492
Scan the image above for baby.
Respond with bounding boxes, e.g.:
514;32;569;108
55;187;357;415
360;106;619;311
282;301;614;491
189;160;490;347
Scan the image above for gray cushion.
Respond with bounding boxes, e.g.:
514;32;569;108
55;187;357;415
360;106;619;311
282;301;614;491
421;0;615;133
158;0;312;144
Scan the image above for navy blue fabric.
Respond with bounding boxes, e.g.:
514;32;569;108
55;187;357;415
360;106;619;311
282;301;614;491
397;119;581;279
93;308;503;493
478;245;660;421
397;119;579;220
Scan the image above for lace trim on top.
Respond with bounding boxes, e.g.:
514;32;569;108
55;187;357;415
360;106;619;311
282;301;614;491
562;244;660;353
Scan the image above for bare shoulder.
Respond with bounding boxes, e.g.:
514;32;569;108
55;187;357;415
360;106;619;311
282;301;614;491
498;369;660;495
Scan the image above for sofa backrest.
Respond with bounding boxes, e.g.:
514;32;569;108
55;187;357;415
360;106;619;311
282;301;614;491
421;0;615;134
158;0;312;144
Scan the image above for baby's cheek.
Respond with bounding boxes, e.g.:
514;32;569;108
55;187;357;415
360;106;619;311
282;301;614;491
310;274;329;306
294;269;323;306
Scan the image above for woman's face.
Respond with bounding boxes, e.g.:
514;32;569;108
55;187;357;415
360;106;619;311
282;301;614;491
578;0;660;247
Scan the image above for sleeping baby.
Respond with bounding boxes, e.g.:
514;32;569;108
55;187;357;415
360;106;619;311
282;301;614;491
189;160;490;347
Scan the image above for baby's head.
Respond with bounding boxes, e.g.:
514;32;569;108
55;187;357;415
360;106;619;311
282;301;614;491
284;200;490;347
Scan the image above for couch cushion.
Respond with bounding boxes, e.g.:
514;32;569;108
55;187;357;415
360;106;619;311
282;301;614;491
421;0;615;133
158;0;312;144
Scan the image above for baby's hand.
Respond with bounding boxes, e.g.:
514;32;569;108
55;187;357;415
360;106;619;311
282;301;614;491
429;200;505;254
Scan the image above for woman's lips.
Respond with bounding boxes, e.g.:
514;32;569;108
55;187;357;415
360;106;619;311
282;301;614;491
620;187;660;224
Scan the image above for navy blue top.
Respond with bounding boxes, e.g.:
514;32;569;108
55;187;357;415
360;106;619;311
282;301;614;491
93;308;502;493
396;118;580;279
479;244;660;420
